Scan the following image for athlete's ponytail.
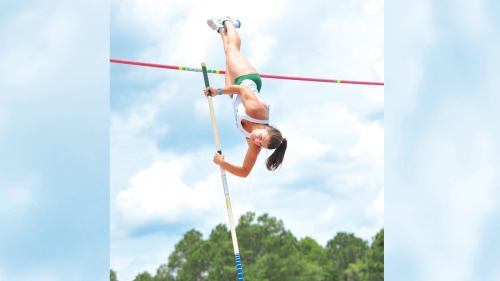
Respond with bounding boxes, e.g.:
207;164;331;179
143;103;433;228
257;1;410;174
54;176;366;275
265;126;287;171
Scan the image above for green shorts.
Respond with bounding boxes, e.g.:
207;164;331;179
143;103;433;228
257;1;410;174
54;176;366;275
234;73;262;92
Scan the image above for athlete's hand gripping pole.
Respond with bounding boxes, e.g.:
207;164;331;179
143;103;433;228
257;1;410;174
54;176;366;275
201;62;244;281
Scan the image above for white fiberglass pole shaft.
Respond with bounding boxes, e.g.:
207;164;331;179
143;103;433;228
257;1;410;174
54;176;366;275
201;62;244;281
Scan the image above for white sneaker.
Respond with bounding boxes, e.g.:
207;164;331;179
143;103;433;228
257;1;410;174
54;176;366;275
218;16;241;28
207;18;225;33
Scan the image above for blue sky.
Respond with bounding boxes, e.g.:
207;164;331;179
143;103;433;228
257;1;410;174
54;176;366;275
386;0;500;280
110;1;384;280
1;1;499;281
0;0;109;280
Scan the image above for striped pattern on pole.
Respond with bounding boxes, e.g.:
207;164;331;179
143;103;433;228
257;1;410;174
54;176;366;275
235;253;243;280
110;58;384;86
201;62;245;281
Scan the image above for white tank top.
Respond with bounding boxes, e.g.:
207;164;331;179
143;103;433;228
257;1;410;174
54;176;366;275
231;80;270;138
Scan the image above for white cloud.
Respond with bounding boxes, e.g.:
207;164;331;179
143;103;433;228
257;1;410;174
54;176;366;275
320;18;340;33
173;8;213;65
362;87;384;110
363;0;384;15
355;226;383;242
373;187;384;212
277;104;360;145
284;136;332;166
249;35;277;69
351;120;384;163
167;0;287;67
193;97;211;118
365;188;384;226
320;205;336;221
278;103;383;164
371;17;384;39
354;42;383;65
111;104;159;137
116;161;223;227
229;0;287;33
373;60;384;80
112;0;173;39
111;233;180;281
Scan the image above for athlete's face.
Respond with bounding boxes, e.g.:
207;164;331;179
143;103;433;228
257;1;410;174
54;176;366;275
250;128;269;148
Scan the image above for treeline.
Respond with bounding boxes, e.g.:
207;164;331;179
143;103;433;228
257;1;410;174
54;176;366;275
111;212;383;281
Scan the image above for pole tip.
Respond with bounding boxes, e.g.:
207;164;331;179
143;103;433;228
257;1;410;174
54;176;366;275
201;62;206;67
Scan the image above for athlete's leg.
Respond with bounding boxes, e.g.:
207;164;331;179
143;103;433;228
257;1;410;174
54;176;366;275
224;21;241;51
225;64;235;99
223;22;258;79
220;22;264;114
219;28;229;53
219;31;234;98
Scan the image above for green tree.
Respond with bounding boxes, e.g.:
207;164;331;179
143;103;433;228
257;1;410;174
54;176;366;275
154;264;175;281
110;269;118;281
299;237;327;280
171;212;325;281
133;271;154;281
206;224;236;281
156;213;382;281
360;229;383;281
344;260;363;281
166;229;210;281
235;212;322;281
323;232;369;281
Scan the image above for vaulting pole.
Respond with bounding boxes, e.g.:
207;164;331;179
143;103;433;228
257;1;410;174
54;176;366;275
111;58;384;86
201;62;244;281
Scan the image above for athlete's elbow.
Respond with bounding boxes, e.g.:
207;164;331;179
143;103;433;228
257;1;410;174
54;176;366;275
235;85;244;94
234;173;248;178
241;169;250;178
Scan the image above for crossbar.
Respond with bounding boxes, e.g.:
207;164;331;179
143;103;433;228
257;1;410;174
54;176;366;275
110;58;384;86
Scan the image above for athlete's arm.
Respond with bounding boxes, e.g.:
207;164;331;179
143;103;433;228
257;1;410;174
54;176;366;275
203;85;245;97
213;139;261;178
204;85;267;121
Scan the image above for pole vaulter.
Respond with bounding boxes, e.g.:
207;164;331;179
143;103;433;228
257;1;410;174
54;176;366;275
202;62;245;281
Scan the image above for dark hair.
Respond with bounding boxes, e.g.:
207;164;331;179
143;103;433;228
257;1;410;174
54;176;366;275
265;125;287;171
